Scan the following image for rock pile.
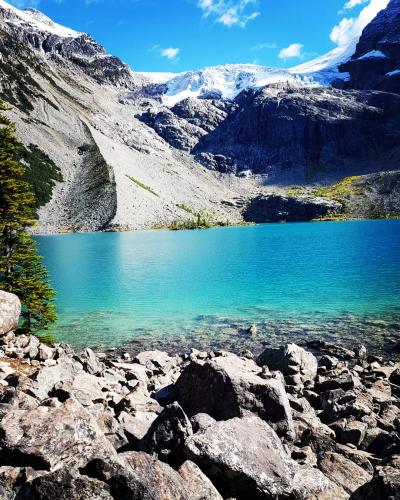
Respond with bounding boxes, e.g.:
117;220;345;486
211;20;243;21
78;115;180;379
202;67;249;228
0;291;399;499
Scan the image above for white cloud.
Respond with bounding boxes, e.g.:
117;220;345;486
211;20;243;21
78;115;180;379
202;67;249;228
161;47;180;60
198;0;260;28
251;42;277;51
332;0;390;46
278;43;304;60
343;0;368;8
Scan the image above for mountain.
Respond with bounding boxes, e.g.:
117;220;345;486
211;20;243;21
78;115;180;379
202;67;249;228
139;42;356;106
0;0;399;232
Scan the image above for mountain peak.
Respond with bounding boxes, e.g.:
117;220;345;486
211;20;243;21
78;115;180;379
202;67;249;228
0;0;80;38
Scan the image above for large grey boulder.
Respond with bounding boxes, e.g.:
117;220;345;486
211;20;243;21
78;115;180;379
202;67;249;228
257;343;318;386
0;398;117;471
175;353;293;436
84;451;192;499
184;416;333;499
0;291;21;336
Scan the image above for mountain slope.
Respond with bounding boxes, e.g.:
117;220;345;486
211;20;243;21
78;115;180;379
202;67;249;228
0;0;248;232
0;0;399;232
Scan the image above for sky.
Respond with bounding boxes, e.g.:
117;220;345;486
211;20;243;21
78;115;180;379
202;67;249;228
8;0;389;72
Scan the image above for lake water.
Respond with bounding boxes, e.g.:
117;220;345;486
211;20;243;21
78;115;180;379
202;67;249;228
36;220;400;354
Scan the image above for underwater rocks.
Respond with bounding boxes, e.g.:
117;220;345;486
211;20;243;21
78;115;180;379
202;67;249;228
0;293;399;499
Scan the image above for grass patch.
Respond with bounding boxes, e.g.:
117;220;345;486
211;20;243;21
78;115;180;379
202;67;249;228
176;203;196;215
126;175;159;197
311;176;361;202
36;333;57;347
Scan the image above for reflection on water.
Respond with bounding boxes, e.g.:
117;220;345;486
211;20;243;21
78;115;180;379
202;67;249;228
36;220;400;354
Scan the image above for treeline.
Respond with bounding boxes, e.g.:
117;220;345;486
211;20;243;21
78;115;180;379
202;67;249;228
0;100;57;331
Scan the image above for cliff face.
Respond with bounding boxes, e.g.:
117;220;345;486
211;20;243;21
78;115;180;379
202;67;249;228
145;85;400;183
340;0;400;93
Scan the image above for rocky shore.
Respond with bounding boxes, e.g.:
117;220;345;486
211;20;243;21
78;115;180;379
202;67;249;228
0;291;399;499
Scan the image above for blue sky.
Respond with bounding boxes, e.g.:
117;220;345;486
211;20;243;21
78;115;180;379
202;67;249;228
9;0;388;72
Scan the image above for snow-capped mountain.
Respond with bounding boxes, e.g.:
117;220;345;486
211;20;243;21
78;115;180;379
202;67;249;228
0;0;80;37
0;0;399;234
137;40;360;105
139;64;317;106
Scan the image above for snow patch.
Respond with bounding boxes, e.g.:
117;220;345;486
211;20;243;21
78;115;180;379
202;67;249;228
0;0;81;38
358;50;387;60
387;69;400;76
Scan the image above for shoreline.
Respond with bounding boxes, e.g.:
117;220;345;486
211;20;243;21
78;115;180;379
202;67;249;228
31;216;400;237
0;290;399;498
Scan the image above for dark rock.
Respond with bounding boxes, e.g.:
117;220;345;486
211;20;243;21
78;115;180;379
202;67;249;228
83;451;192;499
340;0;400;94
16;469;112;499
350;455;400;499
140;402;192;465
244;194;341;223
175;353;293;436
389;367;400;386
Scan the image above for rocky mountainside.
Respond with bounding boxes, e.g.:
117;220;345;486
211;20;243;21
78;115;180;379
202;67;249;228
0;0;399;232
341;0;400;93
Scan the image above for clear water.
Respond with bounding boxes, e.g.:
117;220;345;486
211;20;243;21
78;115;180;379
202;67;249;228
36;220;400;354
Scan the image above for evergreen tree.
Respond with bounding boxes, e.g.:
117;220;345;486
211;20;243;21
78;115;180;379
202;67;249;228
0;101;57;331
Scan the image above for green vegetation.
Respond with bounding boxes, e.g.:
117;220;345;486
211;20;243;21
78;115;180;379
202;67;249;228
126;175;159;197
17;143;63;210
37;333;57;347
0;101;57;331
176;203;196;215
168;210;229;231
311;176;361;204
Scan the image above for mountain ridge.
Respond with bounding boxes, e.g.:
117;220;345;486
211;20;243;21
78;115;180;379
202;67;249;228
0;0;399;232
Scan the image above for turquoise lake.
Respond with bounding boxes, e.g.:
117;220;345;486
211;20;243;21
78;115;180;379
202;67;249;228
36;220;400;354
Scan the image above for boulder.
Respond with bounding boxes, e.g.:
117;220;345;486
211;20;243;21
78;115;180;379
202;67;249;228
141;402;192;465
83;451;192;499
257;343;318;385
175;353;293;436
319;452;372;495
0;398;117;471
17;469;112;499
351;455;400;499
178;460;223;500
79;347;104;376
185;415;336;499
0;291;21;336
28;357;83;400
117;410;159;446
184;416;295;499
134;351;179;374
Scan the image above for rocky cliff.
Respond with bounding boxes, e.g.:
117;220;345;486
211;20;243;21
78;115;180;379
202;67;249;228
340;0;400;93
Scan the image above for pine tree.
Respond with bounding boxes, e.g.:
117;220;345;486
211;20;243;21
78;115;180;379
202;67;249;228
0;100;57;331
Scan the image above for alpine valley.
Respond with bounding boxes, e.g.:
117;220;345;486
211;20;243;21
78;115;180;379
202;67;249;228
1;0;400;233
